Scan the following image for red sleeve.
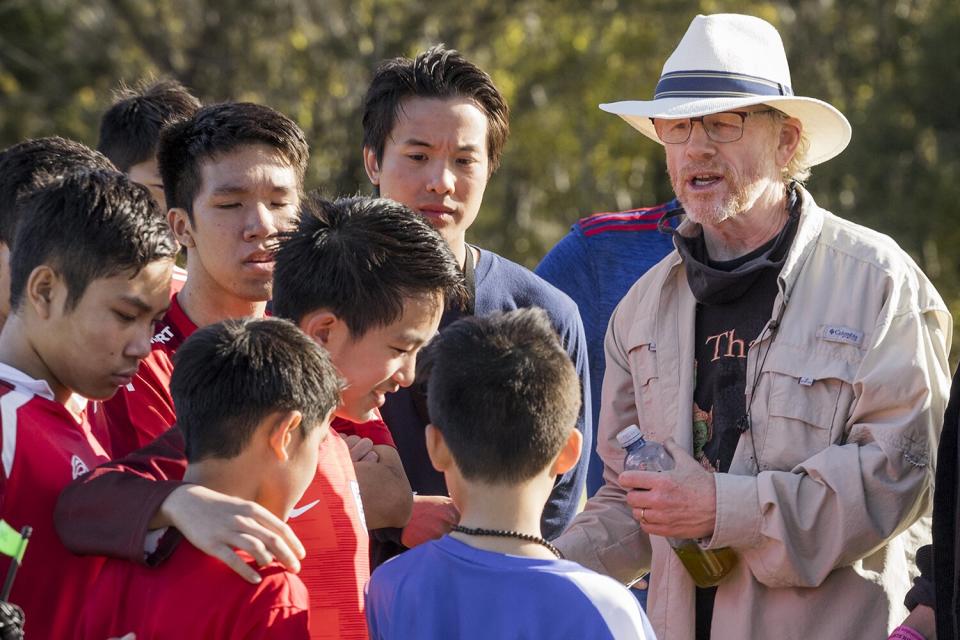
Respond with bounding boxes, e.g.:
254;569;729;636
101;351;178;459
53;426;188;563
331;416;396;448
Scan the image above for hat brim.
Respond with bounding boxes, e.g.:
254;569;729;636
600;96;851;166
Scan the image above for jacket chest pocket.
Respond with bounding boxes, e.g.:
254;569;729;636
756;349;857;471
626;335;664;441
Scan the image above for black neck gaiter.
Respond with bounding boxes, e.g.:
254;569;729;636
658;185;801;305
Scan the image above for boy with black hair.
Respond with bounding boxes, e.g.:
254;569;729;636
366;308;654;639
97;77;201;212
0;137;115;331
272;195;467;431
56;195;465;640
362;45;591;558
79;317;342;639
0;169;177;639
97;100;308;457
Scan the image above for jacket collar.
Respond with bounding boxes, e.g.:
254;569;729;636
777;185;824;298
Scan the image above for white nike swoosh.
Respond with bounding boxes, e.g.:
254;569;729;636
288;499;320;519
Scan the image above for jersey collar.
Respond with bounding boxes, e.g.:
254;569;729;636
0;362;86;419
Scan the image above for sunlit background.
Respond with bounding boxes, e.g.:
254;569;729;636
2;0;957;355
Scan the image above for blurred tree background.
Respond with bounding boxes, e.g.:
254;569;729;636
1;0;958;349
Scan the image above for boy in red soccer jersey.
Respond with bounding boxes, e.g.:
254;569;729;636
0;137;116;332
0;169;177;639
96;101;305;458
79;317;341;640
56;195;464;640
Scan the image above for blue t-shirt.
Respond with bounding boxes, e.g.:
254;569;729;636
379;248;591;556
536;202;678;495
366;535;656;640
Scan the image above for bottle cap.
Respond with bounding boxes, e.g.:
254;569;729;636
616;424;645;449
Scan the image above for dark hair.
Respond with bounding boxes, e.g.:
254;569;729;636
362;44;510;174
157;102;309;220
9;169;178;311
0;137;115;245
171;317;342;462
97;78;202;172
420;308;580;484
273;194;466;336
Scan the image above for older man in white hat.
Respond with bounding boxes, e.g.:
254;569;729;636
555;13;952;640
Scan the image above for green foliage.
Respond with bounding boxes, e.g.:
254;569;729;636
1;0;957;353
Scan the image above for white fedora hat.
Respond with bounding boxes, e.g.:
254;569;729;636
601;13;852;166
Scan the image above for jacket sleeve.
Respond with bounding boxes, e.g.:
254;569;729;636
555;295;651;584
707;282;953;588
54;426;188;562
540;302;592;540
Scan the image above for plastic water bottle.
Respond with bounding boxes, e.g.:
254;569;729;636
617;424;674;472
617;425;737;587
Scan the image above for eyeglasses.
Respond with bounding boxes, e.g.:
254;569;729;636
651;109;776;144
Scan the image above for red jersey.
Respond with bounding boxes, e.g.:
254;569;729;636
294;433;370;639
78;541;309;639
0;364;109;640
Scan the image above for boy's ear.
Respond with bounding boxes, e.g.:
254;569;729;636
362;146;381;187
267;410;304;462
25;265;60;319
300;309;340;347
551;429;582;476
425;423;453;473
168;208;195;248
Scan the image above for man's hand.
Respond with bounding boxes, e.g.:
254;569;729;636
890;605;935;639
619;438;717;540
342;434;379;463
159;485;305;584
400;494;460;548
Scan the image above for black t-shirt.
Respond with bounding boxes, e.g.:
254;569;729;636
685;217;798;640
692;250;780;474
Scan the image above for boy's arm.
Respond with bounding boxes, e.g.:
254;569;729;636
336;417;414;529
54;426;304;584
54;426;189;561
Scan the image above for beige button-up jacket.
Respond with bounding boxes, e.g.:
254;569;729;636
556;189;953;640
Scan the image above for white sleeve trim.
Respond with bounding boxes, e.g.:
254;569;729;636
1;391;31;478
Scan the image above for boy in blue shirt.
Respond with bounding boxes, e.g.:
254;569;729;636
366;308;655;640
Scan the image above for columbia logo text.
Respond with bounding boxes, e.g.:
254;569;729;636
820;325;863;346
